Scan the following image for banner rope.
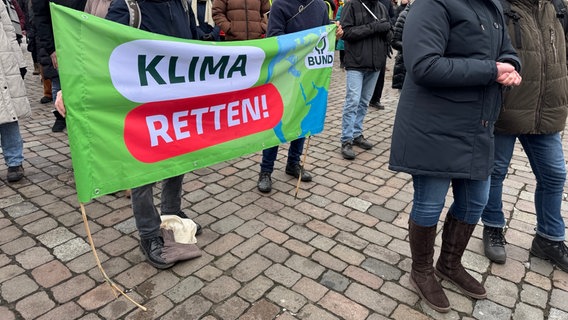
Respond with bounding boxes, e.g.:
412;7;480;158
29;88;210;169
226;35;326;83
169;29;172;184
294;135;311;199
80;203;147;311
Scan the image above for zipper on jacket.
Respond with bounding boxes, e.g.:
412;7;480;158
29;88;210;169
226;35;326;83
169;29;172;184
551;28;558;64
245;0;249;40
534;5;545;131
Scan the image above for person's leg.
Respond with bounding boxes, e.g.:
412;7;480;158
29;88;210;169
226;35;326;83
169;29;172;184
482;133;516;227
40;67;53;103
0;121;25;182
352;70;379;143
481;133;515;263
520;133;568;272
132;182;174;269
519;134;567;240
341;70;363;159
0;121;24;167
435;178;490;300
341;70;364;143
160;174;184;214
369;65;386;109
258;146;279;193
132;183;161;239
285;137;311;181
408;175;451;312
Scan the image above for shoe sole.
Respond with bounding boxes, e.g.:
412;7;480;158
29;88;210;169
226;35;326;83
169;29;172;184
7;176;23;182
409;275;450;313
341;153;355;160
434;269;487;299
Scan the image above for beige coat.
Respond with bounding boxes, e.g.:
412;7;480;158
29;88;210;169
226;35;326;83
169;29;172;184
0;3;30;125
84;0;112;18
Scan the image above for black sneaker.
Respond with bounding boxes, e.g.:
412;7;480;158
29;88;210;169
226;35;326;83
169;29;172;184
353;135;373;150
369;101;385;110
530;234;568;272
52;119;66;132
341;142;356;160
162;211;202;235
285;163;312;182
483;226;507;264
7;165;24;182
140;236;175;269
257;171;272;193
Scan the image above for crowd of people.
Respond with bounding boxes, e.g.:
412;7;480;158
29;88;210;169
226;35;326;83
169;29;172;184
3;0;568;315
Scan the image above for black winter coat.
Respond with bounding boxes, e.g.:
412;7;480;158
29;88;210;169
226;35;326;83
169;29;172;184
105;0;197;38
389;0;521;180
32;0;86;79
390;4;408;89
340;0;392;71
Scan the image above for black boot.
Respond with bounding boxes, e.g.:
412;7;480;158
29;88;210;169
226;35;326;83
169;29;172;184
257;172;272;193
530;234;568;272
483;226;507;264
409;220;450;313
435;214;487;299
140;236;175;269
52;110;66;132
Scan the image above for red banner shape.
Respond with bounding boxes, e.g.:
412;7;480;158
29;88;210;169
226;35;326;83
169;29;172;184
124;84;283;163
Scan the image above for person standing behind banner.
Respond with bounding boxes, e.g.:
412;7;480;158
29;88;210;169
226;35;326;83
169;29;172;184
339;0;391;160
193;0;221;41
0;1;31;182
388;0;521;312
256;0;342;193
32;0;86;133
212;0;270;41
367;0;394;110
32;0;199;269
390;0;411;91
480;0;568;271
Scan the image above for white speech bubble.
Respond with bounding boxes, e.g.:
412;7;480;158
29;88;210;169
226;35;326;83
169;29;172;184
109;40;265;103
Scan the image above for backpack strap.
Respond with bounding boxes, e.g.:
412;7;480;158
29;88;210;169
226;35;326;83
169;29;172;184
499;0;523;49
125;0;142;29
551;0;568;36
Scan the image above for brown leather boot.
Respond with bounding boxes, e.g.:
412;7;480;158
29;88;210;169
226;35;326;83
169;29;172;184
409;220;450;313
435;214;487;299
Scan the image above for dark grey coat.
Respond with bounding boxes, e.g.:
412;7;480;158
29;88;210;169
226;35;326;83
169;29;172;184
389;0;521;180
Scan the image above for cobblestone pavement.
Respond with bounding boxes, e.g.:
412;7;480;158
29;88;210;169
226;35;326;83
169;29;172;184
1;53;568;320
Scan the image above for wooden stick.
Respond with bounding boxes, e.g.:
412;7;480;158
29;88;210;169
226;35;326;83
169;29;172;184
294;135;311;199
80;203;147;311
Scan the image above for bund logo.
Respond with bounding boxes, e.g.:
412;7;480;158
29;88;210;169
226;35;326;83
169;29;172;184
305;34;334;69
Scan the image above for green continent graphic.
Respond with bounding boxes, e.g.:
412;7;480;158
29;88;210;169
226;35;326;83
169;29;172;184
267;29;330;143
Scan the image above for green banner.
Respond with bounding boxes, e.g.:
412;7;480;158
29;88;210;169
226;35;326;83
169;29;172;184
51;4;335;202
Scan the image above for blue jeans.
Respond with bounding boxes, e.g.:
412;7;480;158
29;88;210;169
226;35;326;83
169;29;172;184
0;121;24;167
131;174;184;239
341;70;379;143
260;138;305;173
482;133;566;241
411;175;490;227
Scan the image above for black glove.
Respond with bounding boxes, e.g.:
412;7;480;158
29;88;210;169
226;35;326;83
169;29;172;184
20;67;27;79
372;20;391;33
